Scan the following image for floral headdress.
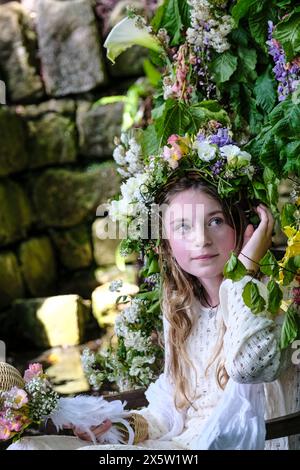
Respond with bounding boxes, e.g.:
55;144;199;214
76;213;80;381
109;121;264;257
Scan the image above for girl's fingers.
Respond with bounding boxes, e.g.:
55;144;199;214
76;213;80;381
256;205;274;235
74;420;112;441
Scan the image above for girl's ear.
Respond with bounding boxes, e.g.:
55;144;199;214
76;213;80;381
154;246;159;255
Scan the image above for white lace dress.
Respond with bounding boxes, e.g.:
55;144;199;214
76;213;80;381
8;276;300;451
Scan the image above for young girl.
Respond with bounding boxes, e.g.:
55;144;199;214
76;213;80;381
8;172;300;450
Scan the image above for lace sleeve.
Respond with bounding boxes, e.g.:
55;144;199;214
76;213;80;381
219;276;282;384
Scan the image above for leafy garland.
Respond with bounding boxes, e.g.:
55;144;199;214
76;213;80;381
82;0;300;392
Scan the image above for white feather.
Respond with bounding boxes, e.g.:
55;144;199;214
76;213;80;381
49;395;134;445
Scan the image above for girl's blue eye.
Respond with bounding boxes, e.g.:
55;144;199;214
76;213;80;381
175;223;191;232
209;217;223;227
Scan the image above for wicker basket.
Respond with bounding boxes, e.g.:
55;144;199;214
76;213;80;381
0;362;24;392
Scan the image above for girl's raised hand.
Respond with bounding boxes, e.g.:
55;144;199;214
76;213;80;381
238;204;274;273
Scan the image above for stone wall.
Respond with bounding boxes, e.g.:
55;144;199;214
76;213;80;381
0;0;144;349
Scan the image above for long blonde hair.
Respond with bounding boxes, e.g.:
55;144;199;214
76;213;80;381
156;171;248;409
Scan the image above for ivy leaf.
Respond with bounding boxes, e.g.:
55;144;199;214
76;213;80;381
260;250;279;278
211;52;238;84
254;67;277;113
223;252;247;281
267;280;283;315
280;306;299;349
242;281;266;314
273;12;300;61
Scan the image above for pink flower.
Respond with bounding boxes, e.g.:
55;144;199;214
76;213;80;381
0;422;11;441
24;363;43;383
167;134;179;145
9;387;28;409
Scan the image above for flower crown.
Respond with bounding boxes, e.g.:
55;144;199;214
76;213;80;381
109;121;267;256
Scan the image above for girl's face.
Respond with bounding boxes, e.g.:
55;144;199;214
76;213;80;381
163;188;236;280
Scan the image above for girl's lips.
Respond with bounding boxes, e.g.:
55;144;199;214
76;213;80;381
192;254;219;260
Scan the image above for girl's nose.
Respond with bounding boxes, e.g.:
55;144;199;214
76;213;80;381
191;226;211;248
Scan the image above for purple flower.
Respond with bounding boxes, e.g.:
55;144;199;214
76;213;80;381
209;128;233;147
211;158;226;175
267;20;300;101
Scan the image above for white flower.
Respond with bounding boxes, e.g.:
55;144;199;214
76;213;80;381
221;145;252;168
129;355;155;377
220;144;240;161
124;330;150;352
104;17;162;64
194;141;217;161
113;145;126;165
114;314;128;337
238;151;252;166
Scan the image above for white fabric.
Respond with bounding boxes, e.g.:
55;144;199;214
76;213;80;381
189;379;266;450
7;276;300;450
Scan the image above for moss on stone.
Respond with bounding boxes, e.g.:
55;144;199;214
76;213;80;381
18;236;57;296
0;251;25;310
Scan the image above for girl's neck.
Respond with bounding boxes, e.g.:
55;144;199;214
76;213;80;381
198;275;223;307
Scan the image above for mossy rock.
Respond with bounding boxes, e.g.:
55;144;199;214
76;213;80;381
0;251;25;310
27;113;77;169
49;224;92;270
77;101;123;158
0;108;28;177
18;236;57;296
10;295;90;348
0;179;32;246
31;162;121;228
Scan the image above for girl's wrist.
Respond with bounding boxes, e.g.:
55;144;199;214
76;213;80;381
238;253;259;274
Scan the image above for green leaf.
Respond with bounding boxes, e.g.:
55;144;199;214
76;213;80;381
280;306;299;349
231;0;258;22
281;257;297;286
211;52;238;84
273;12;300;61
260;250;279;278
154;0;191;45
294;255;300;268
141;124;160;158
148;257;160;275
248;5;269;49
282;141;300;176
267;280;283;315
223;252;247;281
143;59;161;87
281;203;297;227
254;67;277;113
197;100;223;112
238;47;257;80
230;27;249;47
242;281;266;314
